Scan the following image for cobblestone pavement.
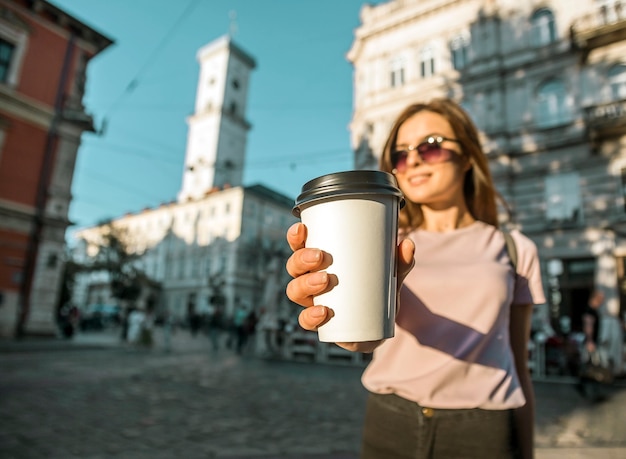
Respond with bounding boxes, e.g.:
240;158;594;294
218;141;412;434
0;329;625;459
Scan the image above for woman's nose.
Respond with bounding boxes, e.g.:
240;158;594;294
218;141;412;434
405;149;422;167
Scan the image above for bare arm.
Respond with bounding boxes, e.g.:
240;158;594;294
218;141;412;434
509;303;535;459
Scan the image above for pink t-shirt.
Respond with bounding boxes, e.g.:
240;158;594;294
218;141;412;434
361;221;546;410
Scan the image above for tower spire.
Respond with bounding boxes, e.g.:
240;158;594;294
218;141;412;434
228;10;238;38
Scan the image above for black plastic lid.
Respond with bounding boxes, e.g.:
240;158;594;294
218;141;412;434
292;170;404;217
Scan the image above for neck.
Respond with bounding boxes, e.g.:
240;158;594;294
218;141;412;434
420;207;475;233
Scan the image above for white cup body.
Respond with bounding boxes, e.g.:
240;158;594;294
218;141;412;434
300;194;399;342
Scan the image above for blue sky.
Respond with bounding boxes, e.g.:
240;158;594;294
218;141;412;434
49;0;381;236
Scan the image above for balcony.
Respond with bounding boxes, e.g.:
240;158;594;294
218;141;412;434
583;99;626;138
571;3;626;57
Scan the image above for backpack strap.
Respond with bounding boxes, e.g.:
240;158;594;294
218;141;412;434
502;230;518;271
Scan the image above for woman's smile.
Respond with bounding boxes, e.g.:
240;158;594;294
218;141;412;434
406;171;431;186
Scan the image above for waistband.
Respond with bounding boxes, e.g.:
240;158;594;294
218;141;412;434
368;392;514;420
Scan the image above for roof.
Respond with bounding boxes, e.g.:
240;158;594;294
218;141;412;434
197;34;257;69
244;184;294;208
38;0;114;53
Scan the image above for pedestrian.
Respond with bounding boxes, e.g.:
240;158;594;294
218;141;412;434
127;307;146;345
206;305;223;352
578;289;618;400
582;290;603;356
188;312;201;337
140;306;154;348
232;305;249;354
257;307;278;356
163;310;174;353
286;98;545;459
57;303;77;339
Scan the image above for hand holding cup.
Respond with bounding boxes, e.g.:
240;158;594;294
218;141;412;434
286;222;414;352
286;171;413;353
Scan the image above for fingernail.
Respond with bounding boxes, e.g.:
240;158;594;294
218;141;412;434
308;271;327;286
289;223;300;236
303;250;321;263
310;306;326;318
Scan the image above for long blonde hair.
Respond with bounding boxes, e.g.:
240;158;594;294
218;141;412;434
379;98;501;231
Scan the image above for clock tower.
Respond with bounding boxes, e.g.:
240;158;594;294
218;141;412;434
178;35;256;201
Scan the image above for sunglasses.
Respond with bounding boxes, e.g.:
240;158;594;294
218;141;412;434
391;136;461;173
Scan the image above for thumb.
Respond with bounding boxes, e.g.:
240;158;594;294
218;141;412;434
398;238;415;281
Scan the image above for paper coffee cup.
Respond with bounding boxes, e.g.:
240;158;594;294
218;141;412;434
292;171;404;342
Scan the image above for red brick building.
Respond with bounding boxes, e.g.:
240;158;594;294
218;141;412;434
0;0;112;337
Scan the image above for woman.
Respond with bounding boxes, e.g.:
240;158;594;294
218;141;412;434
286;98;545;458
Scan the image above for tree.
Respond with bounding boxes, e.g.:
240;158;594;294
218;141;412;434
90;222;144;305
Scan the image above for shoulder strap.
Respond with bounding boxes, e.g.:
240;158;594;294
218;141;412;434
502;230;518;271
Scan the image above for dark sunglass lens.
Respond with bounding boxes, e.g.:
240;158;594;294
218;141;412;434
417;142;444;163
392;151;408;171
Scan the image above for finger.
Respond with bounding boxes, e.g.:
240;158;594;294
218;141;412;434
286;247;334;278
286;223;307;252
398;238;415;280
286;248;321;278
285;271;330;307
298;305;331;331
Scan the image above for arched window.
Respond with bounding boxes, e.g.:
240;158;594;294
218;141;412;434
608;63;626;99
530;8;557;47
536;79;570;127
390;56;405;88
420;45;435;78
450;34;470;70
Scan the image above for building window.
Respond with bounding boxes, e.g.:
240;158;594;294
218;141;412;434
0;38;15;83
536;79;571;127
46;253;58;268
191;254;200;277
390;56;405;88
450;35;470;70
165;258;174;278
530;8;557;47
608;63;626;99
597;0;623;25
420;46;435;78
545;173;583;225
177;258;185;278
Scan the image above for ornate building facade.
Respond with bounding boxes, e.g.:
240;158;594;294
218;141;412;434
72;36;297;326
0;0;112;337
347;0;626;342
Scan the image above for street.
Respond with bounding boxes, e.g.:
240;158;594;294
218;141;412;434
0;329;625;459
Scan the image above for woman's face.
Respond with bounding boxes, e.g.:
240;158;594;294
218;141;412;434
393;110;470;208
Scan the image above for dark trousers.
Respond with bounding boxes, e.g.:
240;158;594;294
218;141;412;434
361;393;519;459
